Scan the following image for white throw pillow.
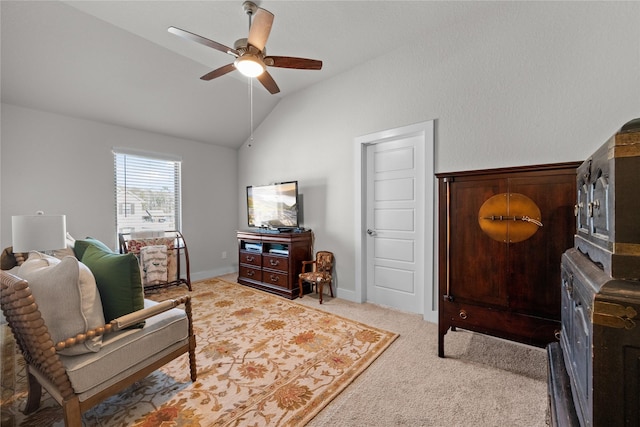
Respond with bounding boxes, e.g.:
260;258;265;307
17;252;105;355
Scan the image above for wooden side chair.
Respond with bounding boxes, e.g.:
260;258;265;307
0;270;197;426
298;251;334;304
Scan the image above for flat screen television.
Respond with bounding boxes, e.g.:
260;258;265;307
246;181;299;229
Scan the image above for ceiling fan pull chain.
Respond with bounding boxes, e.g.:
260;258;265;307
248;78;254;147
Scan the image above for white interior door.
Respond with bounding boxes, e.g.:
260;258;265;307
364;132;425;314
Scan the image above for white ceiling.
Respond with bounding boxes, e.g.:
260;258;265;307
1;1;494;148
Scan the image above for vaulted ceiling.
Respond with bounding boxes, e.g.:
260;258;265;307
1;1;494;148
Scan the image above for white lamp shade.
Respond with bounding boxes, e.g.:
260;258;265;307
12;214;67;252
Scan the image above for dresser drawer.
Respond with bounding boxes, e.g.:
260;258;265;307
441;300;559;347
262;270;288;288
240;251;262;267
239;265;262;282
262;254;288;272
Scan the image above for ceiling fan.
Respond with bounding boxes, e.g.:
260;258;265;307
168;1;322;94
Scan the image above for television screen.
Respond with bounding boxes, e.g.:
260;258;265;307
247;181;299;228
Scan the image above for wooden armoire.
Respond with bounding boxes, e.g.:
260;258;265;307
436;162;580;357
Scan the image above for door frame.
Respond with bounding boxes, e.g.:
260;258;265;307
354;120;436;323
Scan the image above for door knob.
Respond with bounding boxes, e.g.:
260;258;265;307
366;229;377;236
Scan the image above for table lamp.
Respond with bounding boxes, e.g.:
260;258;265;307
12;211;67;254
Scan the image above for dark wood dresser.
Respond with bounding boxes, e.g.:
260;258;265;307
548;118;640;427
436;162;580;357
237;230;312;299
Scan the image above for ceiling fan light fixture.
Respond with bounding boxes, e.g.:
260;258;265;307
169;2;320;94
235;54;265;77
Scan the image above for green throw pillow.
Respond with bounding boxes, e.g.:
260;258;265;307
81;244;144;326
73;237;113;260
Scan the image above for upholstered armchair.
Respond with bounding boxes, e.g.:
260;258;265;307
298;251;334;304
0;270;197;426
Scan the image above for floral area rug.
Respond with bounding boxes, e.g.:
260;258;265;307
1;278;398;426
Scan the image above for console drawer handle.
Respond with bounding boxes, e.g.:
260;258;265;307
246;256;255;262
459;310;468;320
270;275;279;282
246;270;254;277
270;259;279;266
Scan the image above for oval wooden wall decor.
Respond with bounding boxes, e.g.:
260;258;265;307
478;193;543;243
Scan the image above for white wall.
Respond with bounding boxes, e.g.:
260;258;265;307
1;104;239;280
238;2;640;298
2;2;638;303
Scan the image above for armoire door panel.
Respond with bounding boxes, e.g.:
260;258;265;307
448;178;509;307
508;174;576;318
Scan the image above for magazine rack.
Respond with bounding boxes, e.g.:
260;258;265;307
119;230;191;292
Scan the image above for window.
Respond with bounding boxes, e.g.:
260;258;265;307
114;148;182;234
119;203;135;215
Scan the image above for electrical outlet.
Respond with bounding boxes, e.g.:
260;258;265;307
222;251;227;259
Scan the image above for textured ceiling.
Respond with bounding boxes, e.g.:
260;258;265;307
1;1;493;148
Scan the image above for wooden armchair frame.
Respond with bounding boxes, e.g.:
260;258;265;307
0;270;197;426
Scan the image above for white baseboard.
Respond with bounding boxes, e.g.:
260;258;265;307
335;287;357;303
337;285;437;324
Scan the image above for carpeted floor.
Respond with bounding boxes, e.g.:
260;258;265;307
294;283;550;427
2;274;550;426
1;278;398;426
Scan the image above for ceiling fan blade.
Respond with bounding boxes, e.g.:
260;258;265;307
266;56;323;70
200;63;236;81
168;26;238;56
257;70;280;94
247;8;274;51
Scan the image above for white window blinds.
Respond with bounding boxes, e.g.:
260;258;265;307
113;149;182;234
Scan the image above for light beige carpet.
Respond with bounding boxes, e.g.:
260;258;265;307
1;278;398;426
295;287;550;427
2;274;550;426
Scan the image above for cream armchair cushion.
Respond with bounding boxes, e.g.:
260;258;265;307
60;299;188;398
17;252;105;355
